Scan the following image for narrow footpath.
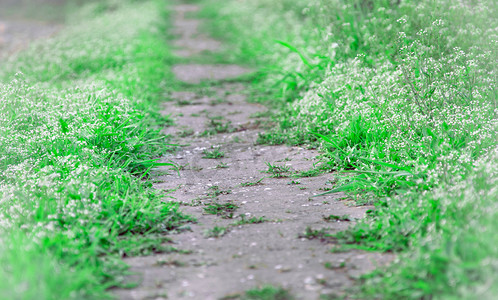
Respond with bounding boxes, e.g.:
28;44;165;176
116;3;392;300
0;7;61;59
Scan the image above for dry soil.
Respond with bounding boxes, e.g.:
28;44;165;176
0;2;62;59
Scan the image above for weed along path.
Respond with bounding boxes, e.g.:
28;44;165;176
116;3;392;300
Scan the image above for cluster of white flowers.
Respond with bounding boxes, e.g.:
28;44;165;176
292;1;495;181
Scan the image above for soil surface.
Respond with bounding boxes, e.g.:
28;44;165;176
0;1;62;59
115;3;393;300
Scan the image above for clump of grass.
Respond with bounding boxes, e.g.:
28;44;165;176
208;115;225;120
200;119;235;136
264;162;292;178
206;185;232;197
250;111;272;119
204;226;230;238
323;215;351;222
115;235;177;257
202;146;225;159
177;127;194;137
203;202;238;219
324;261;346;270
298;227;335;243
215;162;230;169
241;285;294;300
155;259;187;267
293;167;323;178
232;215;267;226
210;97;229;105
176;99;193;106
256;132;286;145
240;178;264;186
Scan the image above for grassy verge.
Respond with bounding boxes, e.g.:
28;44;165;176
197;0;497;298
0;1;190;299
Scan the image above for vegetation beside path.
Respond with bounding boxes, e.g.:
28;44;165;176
2;0;497;298
0;1;191;298
198;0;498;298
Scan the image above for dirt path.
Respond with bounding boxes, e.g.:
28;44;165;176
0;1;62;59
0;20;60;59
115;3;392;300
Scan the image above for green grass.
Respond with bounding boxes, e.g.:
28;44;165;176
176;127;195;137
203;202;238;219
215;162;230;169
220;285;294;300
323;215;351;222
204;226;230;238
232;215;267;226
293;166;327;178
298;227;335;243
203;214;266;238
0;0;191;298
240;178;265;187
324;261;346;270
202;146;226;159
221;285;294;300
264;162;292;178
200;119;235;136
206;185;232;197
241;285;294;300
155;258;187;267
198;0;498;298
